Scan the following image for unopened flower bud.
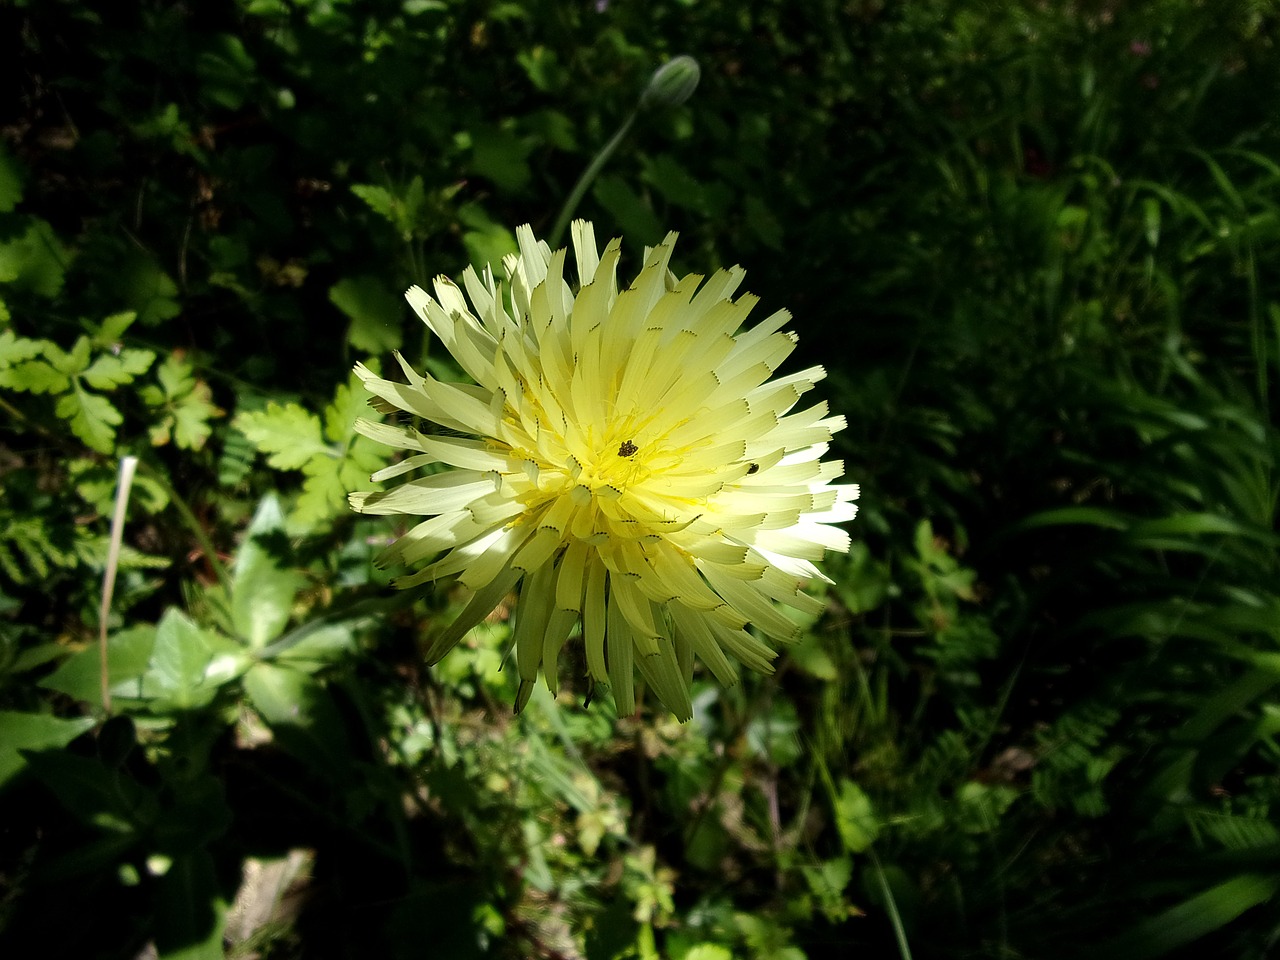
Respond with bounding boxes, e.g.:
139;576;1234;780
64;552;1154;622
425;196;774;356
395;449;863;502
640;55;701;111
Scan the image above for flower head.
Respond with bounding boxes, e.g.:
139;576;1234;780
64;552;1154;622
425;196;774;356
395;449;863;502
350;222;858;720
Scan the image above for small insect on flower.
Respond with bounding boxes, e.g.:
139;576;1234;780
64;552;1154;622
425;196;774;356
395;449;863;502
349;221;858;721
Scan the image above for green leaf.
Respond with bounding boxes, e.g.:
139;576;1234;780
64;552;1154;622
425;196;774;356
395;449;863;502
593;175;663;247
351;183;396;222
51;336;89;374
643;154;706;212
800;856;854;922
470;126;533;192
70;457;170;516
235;402;329;470
789;630;838;681
329;274;403;354
323;373;368;443
242;662;351;778
154;849;228;960
231;495;303;649
685;946;734;960
745;195;784;250
833;778;878;853
196;32;257;111
0;711;96;789
119;255;181;326
57;382;122;453
273;622;356;667
39;626;158;706
1099;874;1279;959
0;328;44;365
81;349;155;390
143;353;222;450
458;203;518;273
0;358;65;392
23;750;159;833
293;457;347;530
142;609;218;710
170;382;220;450
0;217;69;298
95;310;139;346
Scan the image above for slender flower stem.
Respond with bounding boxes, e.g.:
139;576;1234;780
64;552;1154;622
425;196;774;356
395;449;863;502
136;459;232;592
99;456;138;715
549;111;636;250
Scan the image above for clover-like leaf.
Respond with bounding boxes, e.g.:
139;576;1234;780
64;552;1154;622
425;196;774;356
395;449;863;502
142;352;222;450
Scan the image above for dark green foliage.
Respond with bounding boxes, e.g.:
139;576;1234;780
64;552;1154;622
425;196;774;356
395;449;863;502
3;1;1280;957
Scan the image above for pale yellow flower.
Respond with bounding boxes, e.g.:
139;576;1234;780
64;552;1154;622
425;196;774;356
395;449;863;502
350;222;858;720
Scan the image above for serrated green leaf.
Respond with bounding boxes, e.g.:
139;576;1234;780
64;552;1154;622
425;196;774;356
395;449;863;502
96;311;139;345
155;352;195;398
231;495;303;649
351;183;395;221
235;402;328;470
0;358;67;393
72;536;170;572
70;457;169;515
0;217;69;298
291;457;345;531
329;274;403;354
171;380;220;450
57;383;122;453
81;349;155;390
323;373;367;443
343;437;387;482
120;255;181;327
0;328;44;365
0;711;96;788
145;354;221;450
60;336;91;374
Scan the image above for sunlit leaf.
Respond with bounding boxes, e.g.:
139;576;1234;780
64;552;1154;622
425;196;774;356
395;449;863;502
230;495;303;649
0;711;96;788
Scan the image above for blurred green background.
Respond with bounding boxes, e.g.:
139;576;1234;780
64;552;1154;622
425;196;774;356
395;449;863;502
2;1;1279;957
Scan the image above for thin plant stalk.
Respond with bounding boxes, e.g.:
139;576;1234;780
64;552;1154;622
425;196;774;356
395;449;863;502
549;111;636;250
137;459;232;592
99;456;138;715
548;55;699;249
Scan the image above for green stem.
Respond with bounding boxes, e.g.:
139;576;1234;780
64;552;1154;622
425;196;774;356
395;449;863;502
870;846;915;960
136;459;232;592
549;110;637;250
